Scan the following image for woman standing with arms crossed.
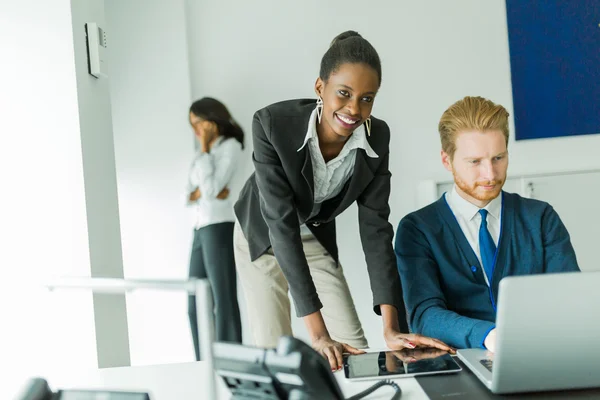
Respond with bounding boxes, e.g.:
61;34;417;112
187;97;243;360
233;31;451;370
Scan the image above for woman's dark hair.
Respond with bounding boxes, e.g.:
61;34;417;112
189;97;244;149
319;30;382;86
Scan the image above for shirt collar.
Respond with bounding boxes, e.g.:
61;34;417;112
448;184;502;222
297;108;378;158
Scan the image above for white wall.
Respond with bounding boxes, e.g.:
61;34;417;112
0;0;102;396
105;0;196;365
185;0;600;348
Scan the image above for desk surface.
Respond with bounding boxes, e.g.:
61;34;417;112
49;359;600;400
50;360;430;399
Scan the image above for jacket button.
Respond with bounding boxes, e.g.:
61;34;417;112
312;222;321;227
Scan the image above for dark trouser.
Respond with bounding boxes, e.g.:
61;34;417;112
188;221;242;361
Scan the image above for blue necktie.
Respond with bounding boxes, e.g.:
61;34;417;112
478;209;496;282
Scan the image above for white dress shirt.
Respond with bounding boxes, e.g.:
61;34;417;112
187;137;242;229
444;185;502;286
297;108;378;236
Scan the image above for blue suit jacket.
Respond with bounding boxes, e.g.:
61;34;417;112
395;191;579;349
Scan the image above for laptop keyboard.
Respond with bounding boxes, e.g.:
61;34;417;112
480;359;493;372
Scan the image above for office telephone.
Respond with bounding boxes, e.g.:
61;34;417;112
214;336;402;399
15;377;150;400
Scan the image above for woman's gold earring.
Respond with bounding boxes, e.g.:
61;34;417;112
365;117;371;136
316;97;324;123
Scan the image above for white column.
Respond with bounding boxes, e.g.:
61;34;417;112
69;0;130;368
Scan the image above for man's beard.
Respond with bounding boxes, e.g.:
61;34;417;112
453;170;504;202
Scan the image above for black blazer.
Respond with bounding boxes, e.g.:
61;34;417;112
234;99;403;318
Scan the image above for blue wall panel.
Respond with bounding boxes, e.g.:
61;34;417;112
506;0;600;140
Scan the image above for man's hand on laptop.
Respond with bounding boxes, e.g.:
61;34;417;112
484;329;497;352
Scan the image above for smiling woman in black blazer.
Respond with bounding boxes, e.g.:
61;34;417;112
233;31;451;371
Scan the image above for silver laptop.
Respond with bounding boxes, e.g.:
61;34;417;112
457;271;600;394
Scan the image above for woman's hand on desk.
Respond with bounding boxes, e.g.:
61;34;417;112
304;309;365;371
379;304;455;354
384;330;456;354
312;336;365;372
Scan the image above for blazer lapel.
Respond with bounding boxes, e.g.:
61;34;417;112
300;147;314;189
299;147;315;213
299;105;316;200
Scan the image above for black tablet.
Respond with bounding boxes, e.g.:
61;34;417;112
343;348;462;381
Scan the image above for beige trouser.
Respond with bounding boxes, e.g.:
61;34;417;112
233;221;368;349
